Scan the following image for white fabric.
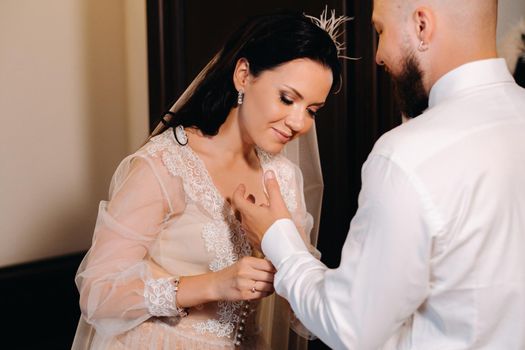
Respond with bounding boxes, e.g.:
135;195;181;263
282;123;324;246
73;129;316;349
262;58;525;349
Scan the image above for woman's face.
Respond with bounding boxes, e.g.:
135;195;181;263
238;58;333;154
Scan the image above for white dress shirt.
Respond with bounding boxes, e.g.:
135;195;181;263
262;58;525;349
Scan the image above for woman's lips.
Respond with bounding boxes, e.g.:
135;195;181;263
272;127;292;143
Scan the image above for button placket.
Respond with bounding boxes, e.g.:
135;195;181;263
233;301;253;346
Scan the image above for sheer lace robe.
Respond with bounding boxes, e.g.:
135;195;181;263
72;129;315;349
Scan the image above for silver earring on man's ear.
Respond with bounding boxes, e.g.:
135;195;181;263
237;90;244;105
418;40;429;52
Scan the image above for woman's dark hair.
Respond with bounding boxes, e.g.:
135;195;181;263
155;11;342;139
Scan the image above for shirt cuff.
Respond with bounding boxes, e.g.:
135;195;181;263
261;218;309;269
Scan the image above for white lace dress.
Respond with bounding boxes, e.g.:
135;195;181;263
72;128;314;349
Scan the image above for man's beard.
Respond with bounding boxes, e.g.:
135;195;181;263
390;53;429;119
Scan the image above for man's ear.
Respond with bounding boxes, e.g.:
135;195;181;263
233;58;250;91
413;7;435;49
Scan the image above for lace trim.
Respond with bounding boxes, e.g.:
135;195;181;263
201;220;252;272
146;130;298;216
117;318;236;349
257;148;297;213
192;220;251;337
192;300;242;338
144;278;178;317
147;132;226;218
145;132;173;157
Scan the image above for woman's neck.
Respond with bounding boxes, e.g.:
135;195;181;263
187;109;257;166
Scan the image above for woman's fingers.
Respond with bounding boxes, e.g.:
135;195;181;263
230;256;277;300
253;280;274;293
244;281;274;300
243;260;275;282
242;256;276;273
250;270;274;284
238;273;273;290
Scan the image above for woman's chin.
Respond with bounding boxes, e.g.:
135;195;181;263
257;141;285;155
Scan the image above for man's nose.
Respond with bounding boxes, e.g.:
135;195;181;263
375;51;385;66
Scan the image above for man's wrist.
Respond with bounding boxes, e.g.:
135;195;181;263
261;218;309;269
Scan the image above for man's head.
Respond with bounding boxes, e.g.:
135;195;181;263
372;0;498;118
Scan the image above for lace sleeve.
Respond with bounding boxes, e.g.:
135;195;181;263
75;153;186;337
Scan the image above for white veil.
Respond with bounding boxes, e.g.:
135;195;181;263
281;126;323;246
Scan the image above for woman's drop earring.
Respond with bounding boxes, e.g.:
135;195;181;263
237;90;244;105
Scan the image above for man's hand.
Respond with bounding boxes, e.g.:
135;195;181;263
232;170;292;250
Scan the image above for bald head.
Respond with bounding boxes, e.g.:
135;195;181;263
373;0;499;91
387;0;498;43
406;0;497;36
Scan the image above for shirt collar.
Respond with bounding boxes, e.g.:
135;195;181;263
428;58;514;108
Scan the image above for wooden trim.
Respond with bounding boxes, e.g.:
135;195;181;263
0;252;85;349
146;0;186;131
0;252;84;280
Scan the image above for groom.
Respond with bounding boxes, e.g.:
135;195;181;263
233;0;525;349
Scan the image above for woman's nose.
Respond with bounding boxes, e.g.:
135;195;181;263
284;110;305;132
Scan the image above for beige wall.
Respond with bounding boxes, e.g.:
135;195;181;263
497;0;525;44
0;0;148;267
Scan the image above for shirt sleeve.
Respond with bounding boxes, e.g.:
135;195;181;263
261;154;432;349
75;153;186;337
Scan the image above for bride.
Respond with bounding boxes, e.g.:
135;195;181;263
73;10;347;349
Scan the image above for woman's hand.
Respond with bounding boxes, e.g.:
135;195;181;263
176;257;276;308
211;256;276;301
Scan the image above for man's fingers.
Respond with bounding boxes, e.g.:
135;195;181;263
231;184;247;209
264;170;286;208
232;184;248;223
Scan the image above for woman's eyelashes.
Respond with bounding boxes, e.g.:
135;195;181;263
280;93;320;119
280;94;293;105
307;109;318;118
